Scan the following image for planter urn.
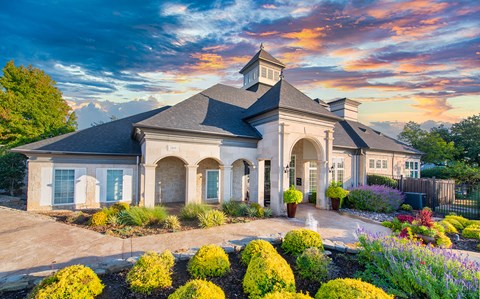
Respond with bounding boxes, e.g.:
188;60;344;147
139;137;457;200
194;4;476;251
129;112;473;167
330;198;341;210
287;203;298;218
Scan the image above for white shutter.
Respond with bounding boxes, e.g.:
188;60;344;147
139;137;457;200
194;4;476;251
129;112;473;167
95;168;107;203
74;168;87;204
123;168;133;202
40;167;53;206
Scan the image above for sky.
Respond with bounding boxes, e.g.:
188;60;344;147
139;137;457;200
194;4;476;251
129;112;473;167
0;0;479;134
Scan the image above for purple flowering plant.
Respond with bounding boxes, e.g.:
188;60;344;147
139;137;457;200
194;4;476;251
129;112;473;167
348;185;404;213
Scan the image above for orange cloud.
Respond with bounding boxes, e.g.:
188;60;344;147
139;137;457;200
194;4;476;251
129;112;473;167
245;31;279;37
411;97;456;119
282;27;326;50
344;59;392;71
365;0;450;19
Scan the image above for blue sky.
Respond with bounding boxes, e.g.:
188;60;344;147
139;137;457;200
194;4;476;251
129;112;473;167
1;0;479;132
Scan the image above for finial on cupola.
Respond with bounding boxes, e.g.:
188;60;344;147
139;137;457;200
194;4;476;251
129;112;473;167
260;43;264;50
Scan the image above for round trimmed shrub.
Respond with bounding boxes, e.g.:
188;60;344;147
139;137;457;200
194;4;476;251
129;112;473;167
444;218;464;230
282;229;323;256
188;245;230;278
126;250;175;294
462;225;480;239
284;186;303;204
28;265;103;299
241;239;277;265
296;247;331;282
168;280;225;299
90;210;108;226
400;204;413;211
263;291;313;299
439;220;458;234
243;252;296;299
315;278;393;299
367;174;398;188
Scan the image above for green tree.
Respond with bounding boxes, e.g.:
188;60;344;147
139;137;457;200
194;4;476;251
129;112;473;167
398;122;457;165
0;60;76;195
450;114;480;165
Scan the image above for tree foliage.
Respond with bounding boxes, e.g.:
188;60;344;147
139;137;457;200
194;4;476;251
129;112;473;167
420;162;480;184
450;114;480;165
0;151;27;196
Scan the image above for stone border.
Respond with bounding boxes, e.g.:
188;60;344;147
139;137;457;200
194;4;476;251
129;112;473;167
0;232;360;292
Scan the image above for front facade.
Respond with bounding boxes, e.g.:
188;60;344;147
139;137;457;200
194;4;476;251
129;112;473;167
14;47;421;215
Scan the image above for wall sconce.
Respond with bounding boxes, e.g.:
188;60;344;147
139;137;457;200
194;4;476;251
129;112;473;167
329;165;335;173
284;165;290;173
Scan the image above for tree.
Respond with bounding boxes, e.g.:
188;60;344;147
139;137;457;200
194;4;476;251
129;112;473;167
398;122;457;165
0;61;77;195
450;114;480;165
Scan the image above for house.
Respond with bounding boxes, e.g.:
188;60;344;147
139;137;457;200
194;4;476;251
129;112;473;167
12;46;422;214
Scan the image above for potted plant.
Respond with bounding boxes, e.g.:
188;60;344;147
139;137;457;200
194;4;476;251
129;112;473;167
283;185;303;218
326;181;349;210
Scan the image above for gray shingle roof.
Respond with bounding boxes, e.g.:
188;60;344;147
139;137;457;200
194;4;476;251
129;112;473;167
12;107;169;156
243;79;341;120
333;120;422;154
239;49;285;73
135;84;262;139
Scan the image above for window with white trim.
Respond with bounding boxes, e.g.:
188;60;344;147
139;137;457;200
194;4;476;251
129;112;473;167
382;160;388;169
268;69;273;79
261;67;267;78
405;161;419;178
332;158;344;184
106;170;123;202
54;169;75;204
369;159;375;169
206;170;220;200
376;160;382;169
289;155;296;187
274;71;279;80
308;161;317;194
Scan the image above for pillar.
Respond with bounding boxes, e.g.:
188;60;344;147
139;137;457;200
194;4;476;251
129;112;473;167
143;164;156;208
256;159;265;207
185;165;198;204
317;160;328;209
220;165;232;202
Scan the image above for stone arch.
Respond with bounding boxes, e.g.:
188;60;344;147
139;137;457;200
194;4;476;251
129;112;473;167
194;156;224;166
288;136;324;162
155;156;187;204
153;155;189;166
231;159;253;201
196;158;221;203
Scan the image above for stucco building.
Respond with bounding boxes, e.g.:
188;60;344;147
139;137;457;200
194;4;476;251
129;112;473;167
13;47;421;214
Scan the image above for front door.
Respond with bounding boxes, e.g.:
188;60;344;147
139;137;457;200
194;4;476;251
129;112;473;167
206;170;219;202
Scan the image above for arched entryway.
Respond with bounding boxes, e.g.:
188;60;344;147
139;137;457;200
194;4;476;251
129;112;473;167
155;157;186;204
288;138;322;203
196;158;221;203
231;159;253;201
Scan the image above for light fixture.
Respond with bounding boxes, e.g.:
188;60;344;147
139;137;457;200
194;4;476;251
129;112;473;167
284;165;290;173
329;165;335;173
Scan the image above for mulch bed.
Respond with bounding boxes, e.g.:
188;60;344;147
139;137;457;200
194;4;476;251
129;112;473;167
2;246;363;299
448;233;480;253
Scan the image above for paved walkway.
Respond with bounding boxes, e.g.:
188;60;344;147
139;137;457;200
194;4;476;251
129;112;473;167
0;204;477;281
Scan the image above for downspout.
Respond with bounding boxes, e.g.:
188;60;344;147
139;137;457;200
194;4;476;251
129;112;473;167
136;155;140;206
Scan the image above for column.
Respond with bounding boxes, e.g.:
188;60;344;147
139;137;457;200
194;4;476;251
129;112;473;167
249;165;258;203
256;159;265;207
220;165;232;203
185;165;198;204
317;160;328;209
143;164;156;208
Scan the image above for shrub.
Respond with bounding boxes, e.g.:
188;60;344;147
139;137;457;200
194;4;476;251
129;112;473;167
180;203;211;220
263;207;273;218
168;280;225;299
466;220;480;227
315;278;393;299
445;215;469;228
118;207;151;226
241;239;277;265
462;225;480;239
264;291;313;299
396;214;415;224
198;210;226;228
90;211;108;226
296;247;331;282
246;206;259;217
126;250;174;294
107;214;119;226
439;220;458;234
309;191;317;204
444;218;464;230
357;232;480;298
367;174;398;188
243;252;296;299
284;185;303;204
400;204;413;211
416;208;434;228
250;202;265;217
222;201;243;216
110;202;130;213
147;206;168;224
28;265;103;299
436;232;453;248
282;229;323;256
163;215;181;231
325;181;349;201
188;245;230;278
348;185;404;213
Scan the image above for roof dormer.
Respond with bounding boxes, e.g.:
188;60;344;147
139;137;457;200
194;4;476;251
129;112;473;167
239;44;285;90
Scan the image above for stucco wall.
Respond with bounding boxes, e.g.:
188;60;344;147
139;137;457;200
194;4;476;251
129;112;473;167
155;157;185;204
366;151;421;177
332;149;355;189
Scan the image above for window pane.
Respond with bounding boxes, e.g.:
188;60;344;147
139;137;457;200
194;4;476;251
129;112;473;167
274;71;279;80
107;170;123;202
337;170;344;184
54;169;75;204
268;69;273;79
382;160;388;169
261;67;266;78
207;171;219;199
289;156;295;187
309;161;317;194
376;160;382;168
369;159;375;168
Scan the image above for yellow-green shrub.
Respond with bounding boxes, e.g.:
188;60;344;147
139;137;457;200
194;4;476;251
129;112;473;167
315;278;393;299
110;202;130;213
126;250;175;294
444;218;464;231
462;225;480;239
296;247;331;282
439;220;458;234
282;229;323;255
445;215;469;227
241;239;277;265
243;252;296;299
28;265;103;299
188;245;230;278
263;291;313;299
436;232;452;248
90;211;108;226
466;220;480;227
168;280;225;299
180;203;212;220
163;215;181;231
198;210;226;228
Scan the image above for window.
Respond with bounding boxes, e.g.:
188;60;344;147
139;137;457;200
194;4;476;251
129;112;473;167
54;169;75;204
106;170;123;202
332;159;344;184
382;160;388;169
261;67;267;78
369;159;375;169
206;170;220;200
268;69;273;79
289;155;296;187
243;76;247;86
274;71;279;80
405;161;419;178
309;161;317;194
376;160;382;169
253;69;257;80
